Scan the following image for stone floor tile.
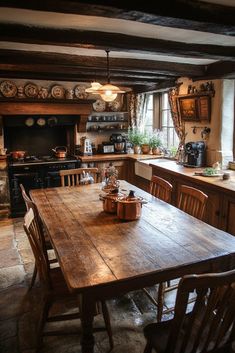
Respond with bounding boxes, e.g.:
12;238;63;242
0;248;22;268
0;265;25;289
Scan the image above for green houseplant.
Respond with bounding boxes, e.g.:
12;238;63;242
127;127;144;154
149;131;163;155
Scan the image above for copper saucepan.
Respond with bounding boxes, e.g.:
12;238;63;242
11;150;27;159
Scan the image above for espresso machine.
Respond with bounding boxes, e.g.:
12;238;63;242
110;134;126;153
185;141;206;167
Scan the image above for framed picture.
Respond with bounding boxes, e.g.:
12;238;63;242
178;95;211;121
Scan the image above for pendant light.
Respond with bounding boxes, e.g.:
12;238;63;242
85;70;103;94
95;50;125;102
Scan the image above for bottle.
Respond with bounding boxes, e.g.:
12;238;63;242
178;146;185;165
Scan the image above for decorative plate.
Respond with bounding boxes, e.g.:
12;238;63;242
25;117;35;127
0;80;17;98
51;85;65;99
108;99;122;112
24;83;39;98
74;85;89;99
93;99;106;112
37;118;46;126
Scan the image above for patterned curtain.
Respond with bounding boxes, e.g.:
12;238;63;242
168;86;187;154
127;93;149;131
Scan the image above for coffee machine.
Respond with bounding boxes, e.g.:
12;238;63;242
185;141;206;167
110;134;126;153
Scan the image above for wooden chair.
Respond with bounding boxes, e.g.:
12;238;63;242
178;184;208;220
20;183;57;290
23;207;113;351
143;176;173;319
146;184;208;322
59;167;100;186
143;269;235;353
149;175;173;204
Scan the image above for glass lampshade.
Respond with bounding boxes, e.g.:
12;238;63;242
85;81;102;93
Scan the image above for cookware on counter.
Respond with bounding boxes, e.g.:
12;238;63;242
11;150;27;159
116;190;147;221
52;146;67;158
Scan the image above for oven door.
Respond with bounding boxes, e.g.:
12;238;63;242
9;171;43;217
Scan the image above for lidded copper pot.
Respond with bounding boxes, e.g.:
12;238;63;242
116;190;147;221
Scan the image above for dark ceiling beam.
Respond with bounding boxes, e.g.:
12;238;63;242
0;24;234;61
196;61;235;80
1;1;235;35
0;70;166;86
0;49;204;77
0;63;171;80
133;80;177;94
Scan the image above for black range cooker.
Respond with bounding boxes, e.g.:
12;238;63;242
8;155;81;217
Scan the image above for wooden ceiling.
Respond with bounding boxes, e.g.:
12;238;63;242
0;0;235;93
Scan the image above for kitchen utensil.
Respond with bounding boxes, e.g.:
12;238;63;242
116;190;147;221
100;188;121;213
11;150;27;159
52;146;67;158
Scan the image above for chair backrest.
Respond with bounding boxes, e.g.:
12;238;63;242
150;175;173;203
178;185;208;220
59;167;99;187
164;269;235;353
23;208;51;289
20;183;49;259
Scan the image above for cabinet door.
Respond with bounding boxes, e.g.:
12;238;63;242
220;196;235;236
95;160;127;181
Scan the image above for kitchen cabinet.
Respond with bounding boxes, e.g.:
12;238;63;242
221;196;235;235
94;159;128;181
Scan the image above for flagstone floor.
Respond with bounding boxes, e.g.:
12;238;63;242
0;217;175;353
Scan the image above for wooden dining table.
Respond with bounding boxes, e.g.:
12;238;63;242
30;180;235;353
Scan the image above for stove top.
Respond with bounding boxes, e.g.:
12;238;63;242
8;155;78;166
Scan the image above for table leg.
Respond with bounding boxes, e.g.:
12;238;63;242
80;293;96;353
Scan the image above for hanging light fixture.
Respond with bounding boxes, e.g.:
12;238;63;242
85;70;103;94
95;50;126;102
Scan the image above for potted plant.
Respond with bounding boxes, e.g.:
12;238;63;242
141;133;151;154
149;130;163;155
127;127;143;154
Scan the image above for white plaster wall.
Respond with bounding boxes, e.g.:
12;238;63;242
177;77;232;166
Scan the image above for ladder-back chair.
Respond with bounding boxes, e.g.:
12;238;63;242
143;269;235;353
150;175;173;203
23;207;113;351
59;167;99;186
145;183;208;322
178;184;208;220
20;184;57;290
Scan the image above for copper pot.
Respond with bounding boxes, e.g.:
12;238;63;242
100;188;120;214
11;150;27;159
116;190;147;221
52;146;67;158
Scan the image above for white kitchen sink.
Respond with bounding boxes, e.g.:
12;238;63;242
135;161;152;180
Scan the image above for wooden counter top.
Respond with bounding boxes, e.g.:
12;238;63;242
149;160;235;195
77;153;163;163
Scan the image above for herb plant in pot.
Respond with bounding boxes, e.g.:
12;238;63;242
141;134;151;154
127;127;143;154
149;131;163;155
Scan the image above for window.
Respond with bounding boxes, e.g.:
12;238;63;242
145;92;179;149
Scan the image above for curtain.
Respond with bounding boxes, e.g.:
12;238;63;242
168;86;187;154
127;93;149;132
